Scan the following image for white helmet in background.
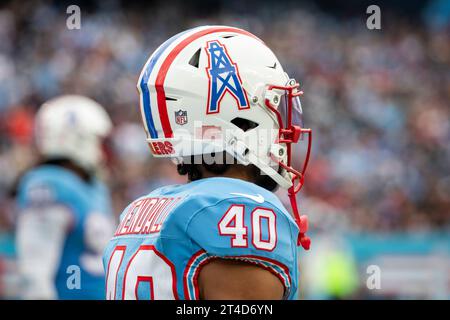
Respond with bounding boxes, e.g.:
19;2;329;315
35;95;113;172
137;26;312;249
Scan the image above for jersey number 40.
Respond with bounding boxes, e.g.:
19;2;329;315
105;204;278;300
218;204;277;251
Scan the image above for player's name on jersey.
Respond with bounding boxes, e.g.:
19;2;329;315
114;197;181;236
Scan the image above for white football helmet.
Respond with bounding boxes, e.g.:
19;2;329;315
35;95;113;172
137;26;312;249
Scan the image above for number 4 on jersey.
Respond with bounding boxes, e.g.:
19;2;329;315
106;245;178;300
218;204;277;251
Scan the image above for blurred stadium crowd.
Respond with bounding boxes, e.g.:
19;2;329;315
0;0;449;298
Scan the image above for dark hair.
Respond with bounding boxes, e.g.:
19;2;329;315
177;153;279;192
176;154;229;181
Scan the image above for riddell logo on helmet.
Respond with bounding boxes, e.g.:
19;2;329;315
205;40;250;114
149;141;175;155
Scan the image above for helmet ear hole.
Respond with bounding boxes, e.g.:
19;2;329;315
230;117;259;132
188;48;201;68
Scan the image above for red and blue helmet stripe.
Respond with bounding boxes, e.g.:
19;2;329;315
139;27;202;138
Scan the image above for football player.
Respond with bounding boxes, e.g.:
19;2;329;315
103;26;312;300
15;95;115;299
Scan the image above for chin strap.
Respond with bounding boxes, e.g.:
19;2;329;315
274;145;312;251
288;182;311;250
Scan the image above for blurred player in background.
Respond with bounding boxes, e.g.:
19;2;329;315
103;26;311;300
15;95;115;299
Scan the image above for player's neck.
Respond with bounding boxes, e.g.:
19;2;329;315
40;158;93;183
63;163;92;183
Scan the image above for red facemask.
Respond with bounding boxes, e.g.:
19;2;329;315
264;80;312;250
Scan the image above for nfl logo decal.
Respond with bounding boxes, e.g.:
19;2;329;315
175;109;188;125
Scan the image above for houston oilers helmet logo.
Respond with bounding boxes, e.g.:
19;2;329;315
205;40;250;114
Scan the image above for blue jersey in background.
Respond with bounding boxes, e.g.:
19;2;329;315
17;165;114;299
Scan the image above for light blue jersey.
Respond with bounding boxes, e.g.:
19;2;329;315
103;177;299;300
16;165;114;299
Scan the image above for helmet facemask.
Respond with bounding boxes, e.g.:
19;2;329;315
259;79;312;250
